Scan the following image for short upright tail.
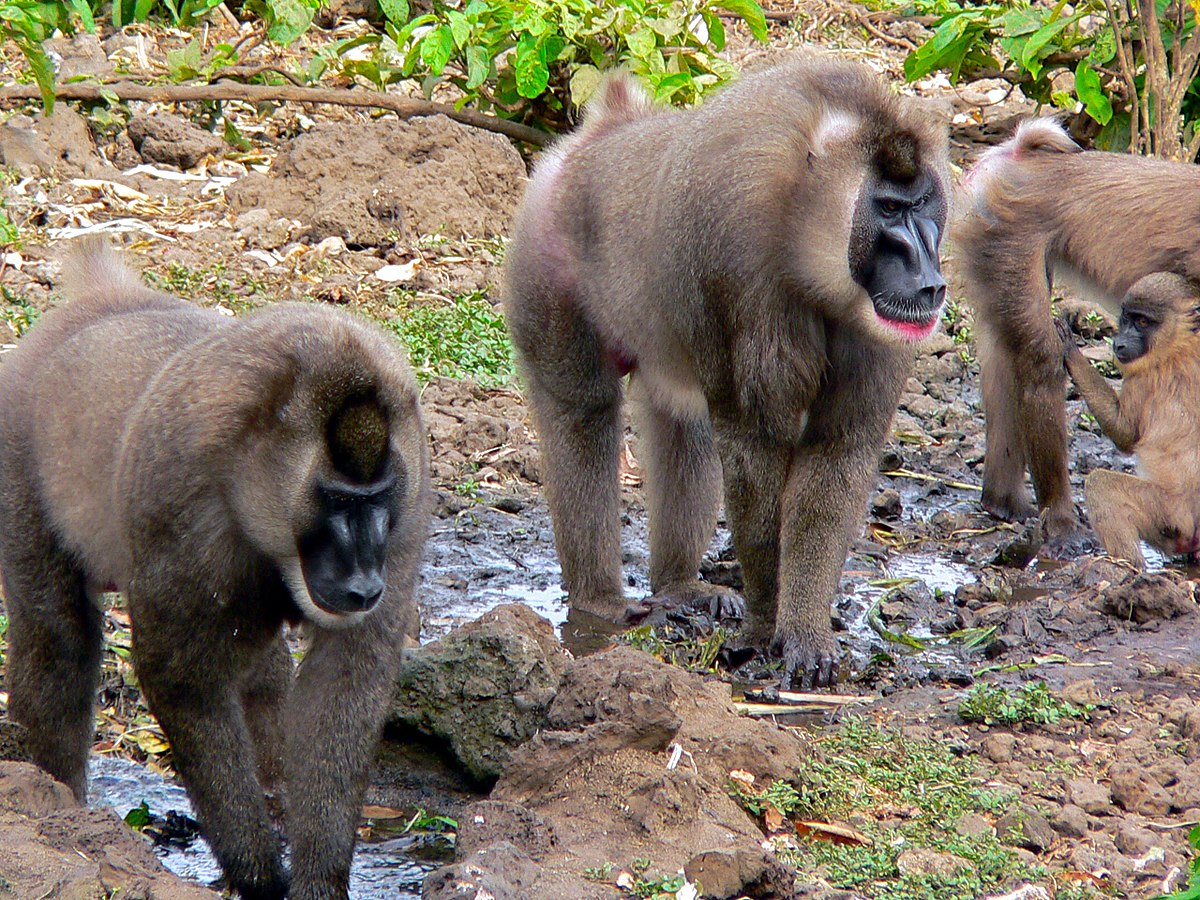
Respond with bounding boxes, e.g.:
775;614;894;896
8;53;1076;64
575;72;656;141
61;236;159;306
1006;117;1081;156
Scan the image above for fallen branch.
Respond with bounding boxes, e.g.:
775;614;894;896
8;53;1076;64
0;79;550;147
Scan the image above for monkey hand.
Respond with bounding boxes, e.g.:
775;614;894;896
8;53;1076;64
772;629;839;690
1054;317;1082;363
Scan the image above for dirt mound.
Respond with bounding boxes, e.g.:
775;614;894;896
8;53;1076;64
226;115;526;245
0;762;217;899
426;645;805;899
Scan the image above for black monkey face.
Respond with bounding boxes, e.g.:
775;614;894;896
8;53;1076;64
296;474;397;617
848;169;947;342
1113;305;1157;365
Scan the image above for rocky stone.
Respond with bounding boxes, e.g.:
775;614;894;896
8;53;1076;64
0;105;99;175
1049;804;1089;838
871;488;902;520
127;113;224;169
388;603;568;782
0;719;31;763
1110;764;1172;816
981;732;1017;763
684;847;794;899
234;208;296;250
955;812;995;838
996;806;1056;852
895;848;972;878
44;31;115;81
0;762;216;898
1095;572;1196;623
1065;778;1113;815
1114;821;1159;857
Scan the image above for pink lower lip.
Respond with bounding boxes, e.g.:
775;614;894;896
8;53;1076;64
880;315;940;340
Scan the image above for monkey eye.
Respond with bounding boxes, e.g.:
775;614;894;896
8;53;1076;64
1131;314;1153;330
878;198;904;215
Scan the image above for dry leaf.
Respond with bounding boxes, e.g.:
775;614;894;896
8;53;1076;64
728;769;755;786
361;804;406;820
794;820;871;846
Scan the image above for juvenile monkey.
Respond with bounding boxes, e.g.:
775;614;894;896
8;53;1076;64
0;240;429;900
505;58;950;688
956;118;1200;544
1058;273;1200;566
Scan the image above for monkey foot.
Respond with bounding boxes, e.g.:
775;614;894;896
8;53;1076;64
625;581;746;624
981;491;1037;524
1040;525;1100;561
772;632;840;690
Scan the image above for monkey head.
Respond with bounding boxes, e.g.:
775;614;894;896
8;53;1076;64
1114;272;1200;372
221;331;417;630
846;131;948;343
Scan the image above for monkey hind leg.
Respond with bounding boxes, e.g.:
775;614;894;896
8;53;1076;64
976;322;1037;523
519;337;627;621
627;380;743;621
2;530;101;804
1084;469;1178;567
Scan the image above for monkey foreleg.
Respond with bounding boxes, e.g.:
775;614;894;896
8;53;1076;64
285;619;405;900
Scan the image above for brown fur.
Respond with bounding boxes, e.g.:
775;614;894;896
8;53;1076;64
956;119;1200;540
0;239;430;900
505;57;950;688
1060;273;1200;565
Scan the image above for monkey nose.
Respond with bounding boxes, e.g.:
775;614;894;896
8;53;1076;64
920;283;946;309
342;573;385;611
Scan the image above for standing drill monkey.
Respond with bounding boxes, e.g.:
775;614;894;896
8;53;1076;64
505;58;950;688
1058;273;1200;566
0;240;429;900
956;119;1200;545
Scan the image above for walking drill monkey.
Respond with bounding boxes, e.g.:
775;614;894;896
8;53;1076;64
957;119;1200;545
506;58;951;688
0;240;430;900
1058;273;1200;566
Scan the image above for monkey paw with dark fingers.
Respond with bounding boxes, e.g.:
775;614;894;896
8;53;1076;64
625;581;746;626
772;633;840;690
1054;317;1080;359
981;491;1038;525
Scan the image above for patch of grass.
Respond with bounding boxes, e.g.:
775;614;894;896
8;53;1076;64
0;203;19;247
733;718;1037;900
622;624;728;672
0;613;7;666
958;681;1089;727
1;285;40;337
388;289;515;387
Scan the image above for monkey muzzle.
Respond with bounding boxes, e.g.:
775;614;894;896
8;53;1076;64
297;478;395;616
864;214;946;341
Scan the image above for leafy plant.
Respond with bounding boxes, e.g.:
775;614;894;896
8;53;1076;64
898;0;1200;160
0;1;93;109
387;289;515;386
1;285;40;337
1153;824;1200;899
958;680;1089;726
330;0;767;132
622;623;728;671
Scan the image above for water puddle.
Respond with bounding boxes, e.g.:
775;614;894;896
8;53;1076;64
89;756;435;899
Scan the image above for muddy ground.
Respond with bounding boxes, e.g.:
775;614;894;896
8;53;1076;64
2;4;1200;899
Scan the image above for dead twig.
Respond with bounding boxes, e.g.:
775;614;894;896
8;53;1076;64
0;79;550;147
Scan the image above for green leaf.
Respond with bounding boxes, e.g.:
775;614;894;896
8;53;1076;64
21;42;58;112
701;10;726;51
66;0;96;31
1020;12;1082;79
626;27;656;57
124;801;152;830
514;32;550;98
713;0;768;43
1075;60;1113;125
569;62;601;107
446;9;470;48
264;0;314;45
465;45;490;89
134;0;157;21
419;25;454;75
379;0;409;25
1088;28;1116;66
652;70;692;102
998;6;1042;37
